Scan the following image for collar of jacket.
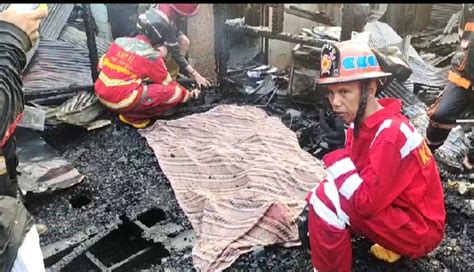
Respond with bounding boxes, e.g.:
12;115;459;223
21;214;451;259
361;98;402;129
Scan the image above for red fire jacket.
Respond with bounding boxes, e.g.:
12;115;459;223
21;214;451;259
306;98;446;270
94;35;187;111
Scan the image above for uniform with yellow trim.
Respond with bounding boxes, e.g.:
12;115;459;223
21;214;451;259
305;41;445;272
94;34;190;128
426;4;474;156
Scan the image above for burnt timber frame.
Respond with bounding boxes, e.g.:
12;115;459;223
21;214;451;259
217;4;335;84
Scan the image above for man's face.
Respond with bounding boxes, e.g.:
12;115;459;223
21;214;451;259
325;81;362;124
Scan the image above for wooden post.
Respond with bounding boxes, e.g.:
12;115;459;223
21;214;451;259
82;4;99;82
213;4;228;84
340;4;354;41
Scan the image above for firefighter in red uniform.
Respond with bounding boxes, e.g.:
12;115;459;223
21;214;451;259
137;4;210;88
94;6;201;129
425;4;474;169
305;41;446;271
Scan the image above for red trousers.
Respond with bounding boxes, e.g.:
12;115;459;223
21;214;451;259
308;198;444;272
115;82;186;124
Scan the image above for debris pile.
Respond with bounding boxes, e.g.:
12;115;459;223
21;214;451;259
5;3;471;271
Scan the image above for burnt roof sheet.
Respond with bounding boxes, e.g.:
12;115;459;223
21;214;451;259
39;4;75;40
59;26;111;56
1;4;74;40
407;57;449;88
22;38;92;92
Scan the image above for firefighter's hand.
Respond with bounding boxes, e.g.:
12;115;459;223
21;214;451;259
0;5;48;47
191;71;211;89
314;110;346;159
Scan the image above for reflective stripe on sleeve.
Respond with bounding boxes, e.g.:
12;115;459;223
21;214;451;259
339;173;363;200
309;187;346;230
399;122;423;159
327;157;356;180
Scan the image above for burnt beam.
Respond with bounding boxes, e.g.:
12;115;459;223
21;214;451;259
285;5;334;26
214;4;229;84
24;85;93;101
224;22;332;48
82;4;99;82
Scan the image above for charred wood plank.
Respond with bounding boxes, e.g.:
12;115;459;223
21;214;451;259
224;22;333;47
82;4;99;82
285;5;334;26
84;251;109;271
24;85;93;101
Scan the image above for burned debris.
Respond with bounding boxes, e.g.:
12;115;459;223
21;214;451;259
2;3;472;272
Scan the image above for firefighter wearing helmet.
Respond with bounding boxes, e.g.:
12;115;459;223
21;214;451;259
136;4;211;88
94;4;202;129
302;41;446;271
425;4;474;170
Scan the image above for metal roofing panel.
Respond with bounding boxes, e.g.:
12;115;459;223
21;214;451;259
59;26;111;56
1;4;74;40
39;4;74;40
365;21;402;49
22;38;92;92
407;57;449;88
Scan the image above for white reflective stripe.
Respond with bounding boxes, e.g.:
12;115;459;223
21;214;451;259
370;119;392;148
339;173;363;200
309;188;346;230
327;157;356;180
12;226;45;272
324;176;350;226
350;123;354;129
399;122;423;159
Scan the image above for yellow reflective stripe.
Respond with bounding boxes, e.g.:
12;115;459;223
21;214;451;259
448;70;471;89
162;73;172;86
0;156;6;175
97;90;140;110
102;57;138;79
98;73;142;87
164;86;184;105
119;114;150;129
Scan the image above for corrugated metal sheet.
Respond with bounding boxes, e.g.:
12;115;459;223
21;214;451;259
430;4;463;28
39;4;75;40
407;57;449;88
59;26;111;56
0;4;10;11
364;21;423;61
365;21;402;48
22;38;92;92
0;4;74;40
381;80;418;107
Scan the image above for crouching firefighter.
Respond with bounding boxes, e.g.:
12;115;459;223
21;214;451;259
94;10;201;129
302;41;446;272
425;4;474;168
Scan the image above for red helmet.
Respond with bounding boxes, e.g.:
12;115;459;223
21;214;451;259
170;4;199;17
317;41;391;86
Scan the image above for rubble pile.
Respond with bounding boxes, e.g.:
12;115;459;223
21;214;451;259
4;3;471;271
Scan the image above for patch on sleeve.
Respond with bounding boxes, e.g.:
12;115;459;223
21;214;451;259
417;141;433;167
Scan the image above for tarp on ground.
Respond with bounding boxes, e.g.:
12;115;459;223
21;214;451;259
140;105;325;271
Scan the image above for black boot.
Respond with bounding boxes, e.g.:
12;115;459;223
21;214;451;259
297;204;310;249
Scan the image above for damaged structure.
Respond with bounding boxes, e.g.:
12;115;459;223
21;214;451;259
3;3;472;272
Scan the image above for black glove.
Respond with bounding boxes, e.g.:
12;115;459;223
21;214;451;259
297;204;310;249
314;110;346;159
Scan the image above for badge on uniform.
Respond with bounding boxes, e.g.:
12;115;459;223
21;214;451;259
320;43;340;78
